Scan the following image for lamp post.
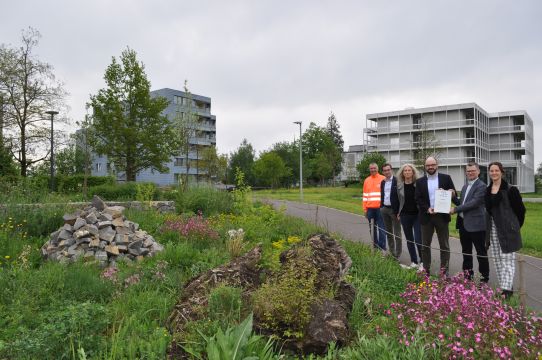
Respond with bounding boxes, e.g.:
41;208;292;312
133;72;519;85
293;121;303;201
46;110;59;192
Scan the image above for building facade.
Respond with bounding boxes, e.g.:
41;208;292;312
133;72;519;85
338;145;366;182
363;103;534;192
92;88;217;185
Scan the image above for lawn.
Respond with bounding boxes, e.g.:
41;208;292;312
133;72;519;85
255;187;542;258
1;185;541;358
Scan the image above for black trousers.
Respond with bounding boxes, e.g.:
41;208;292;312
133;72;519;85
457;216;489;282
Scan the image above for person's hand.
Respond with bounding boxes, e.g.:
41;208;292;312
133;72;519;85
396;214;400;221
449;189;456;197
428;208;435;214
450;207;455;215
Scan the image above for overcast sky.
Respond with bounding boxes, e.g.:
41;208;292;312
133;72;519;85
2;0;541;167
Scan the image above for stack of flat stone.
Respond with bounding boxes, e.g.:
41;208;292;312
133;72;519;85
41;196;164;266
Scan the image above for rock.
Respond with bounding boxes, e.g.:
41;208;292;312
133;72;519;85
85;212;98;224
301;300;350;354
151;242;164;252
116;226;131;235
98;213;113;221
84;224;99;236
63;214;78;225
105;245;120;256
58;229;73;240
74;229;90;239
104;206;125;218
95;251;108;262
89;238;100;248
99;226;116;242
73;217;87;231
112;217;125;227
97;220;112;229
42;203;164;266
91;195;106;211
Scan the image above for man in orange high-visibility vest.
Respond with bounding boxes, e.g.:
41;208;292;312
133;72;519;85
363;163;386;251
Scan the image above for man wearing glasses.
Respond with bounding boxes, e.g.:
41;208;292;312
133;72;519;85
415;156;456;275
451;162;489;283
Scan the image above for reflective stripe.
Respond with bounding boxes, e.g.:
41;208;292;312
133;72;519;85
363;192;381;196
366;197;380;201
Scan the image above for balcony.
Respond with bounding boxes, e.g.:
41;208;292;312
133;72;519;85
490;142;525;151
489;125;525;134
366;118;475;135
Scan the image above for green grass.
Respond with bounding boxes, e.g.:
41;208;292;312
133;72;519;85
256;187;542;258
254;187;364;215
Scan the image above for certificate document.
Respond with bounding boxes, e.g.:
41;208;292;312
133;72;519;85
434;189;452;213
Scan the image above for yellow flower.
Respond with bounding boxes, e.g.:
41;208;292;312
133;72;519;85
287;235;301;245
4;255;10;259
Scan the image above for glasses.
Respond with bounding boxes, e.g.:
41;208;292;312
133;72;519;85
466;170;477;173
425;164;437;167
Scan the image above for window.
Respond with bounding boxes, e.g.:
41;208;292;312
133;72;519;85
174;158;184;166
96;163;102;172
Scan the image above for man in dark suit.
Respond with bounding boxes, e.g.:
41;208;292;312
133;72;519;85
380;163;401;259
415;156;456;275
451;162;488;282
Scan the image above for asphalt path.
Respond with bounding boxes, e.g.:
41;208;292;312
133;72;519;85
264;199;542;312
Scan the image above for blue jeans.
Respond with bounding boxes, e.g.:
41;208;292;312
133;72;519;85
400;213;422;264
366;208;386;250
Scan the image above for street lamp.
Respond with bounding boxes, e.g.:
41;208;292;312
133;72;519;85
293;121;303;201
46;110;59;192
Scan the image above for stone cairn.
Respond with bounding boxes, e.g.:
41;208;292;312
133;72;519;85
41;195;164;266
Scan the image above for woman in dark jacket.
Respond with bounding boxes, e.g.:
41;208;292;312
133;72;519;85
396;163;422;269
485;162;526;298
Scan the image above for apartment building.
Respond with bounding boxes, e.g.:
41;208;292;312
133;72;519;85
338;145;366;182
92;88;217;185
363;103;534;192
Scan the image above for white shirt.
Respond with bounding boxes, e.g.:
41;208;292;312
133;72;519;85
427;172;439;209
383;176;393;206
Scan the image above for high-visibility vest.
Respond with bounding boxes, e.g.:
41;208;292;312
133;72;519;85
363;173;385;212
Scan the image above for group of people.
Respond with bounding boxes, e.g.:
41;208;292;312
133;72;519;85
362;157;526;298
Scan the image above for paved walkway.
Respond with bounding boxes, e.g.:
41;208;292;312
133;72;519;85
265;199;542;312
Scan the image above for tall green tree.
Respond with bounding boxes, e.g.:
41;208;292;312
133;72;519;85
173;80;199;188
0;27;67;176
302;122;341;184
252;151;291;188
356;152;387;180
270;141;299;187
326;111;344;151
228;139;255;185
87;48;179;181
200;145;228;183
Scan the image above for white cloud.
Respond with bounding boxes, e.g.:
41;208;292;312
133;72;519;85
1;0;541;166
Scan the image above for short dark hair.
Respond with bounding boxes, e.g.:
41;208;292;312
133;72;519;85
382;163;392;170
488;161;505;174
467;162;479;169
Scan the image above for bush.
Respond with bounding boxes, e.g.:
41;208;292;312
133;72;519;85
252;246;326;339
208;285;242;326
175;185;233;216
89;182;137;201
7;301;109;359
56;174;115;194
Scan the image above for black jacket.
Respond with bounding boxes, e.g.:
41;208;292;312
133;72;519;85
415;172;456;224
380;176;400;215
485;180;526;253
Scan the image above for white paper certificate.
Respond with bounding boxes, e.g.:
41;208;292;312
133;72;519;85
434;189;452;214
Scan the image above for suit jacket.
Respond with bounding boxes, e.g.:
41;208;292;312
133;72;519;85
380;176;400;215
453;178;486;232
415;172;456;224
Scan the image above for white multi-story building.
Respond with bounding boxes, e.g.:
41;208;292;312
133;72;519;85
363;103;534;192
338;145;366;182
91;88;217;185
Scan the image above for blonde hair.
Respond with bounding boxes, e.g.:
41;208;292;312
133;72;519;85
396;163;420;184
